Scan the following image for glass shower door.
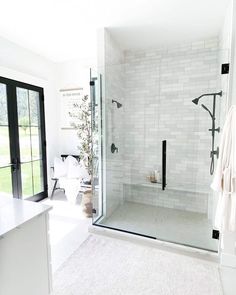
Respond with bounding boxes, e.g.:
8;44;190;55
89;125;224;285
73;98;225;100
92;45;228;252
90;69;103;223
153;48;229;251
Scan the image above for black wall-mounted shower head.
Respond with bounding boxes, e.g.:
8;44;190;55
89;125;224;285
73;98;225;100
112;99;122;108
192;91;222;106
192;97;200;105
192;90;222;175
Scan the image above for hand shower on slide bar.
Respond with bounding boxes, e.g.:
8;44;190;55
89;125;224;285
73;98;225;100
192;91;222;175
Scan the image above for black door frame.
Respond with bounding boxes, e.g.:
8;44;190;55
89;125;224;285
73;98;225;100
0;76;48;202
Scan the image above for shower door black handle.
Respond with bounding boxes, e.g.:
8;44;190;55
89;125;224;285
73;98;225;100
162;140;167;190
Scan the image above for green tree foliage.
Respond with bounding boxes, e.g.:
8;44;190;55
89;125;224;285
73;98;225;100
0;85;8;125
19;116;29;134
69;95;92;174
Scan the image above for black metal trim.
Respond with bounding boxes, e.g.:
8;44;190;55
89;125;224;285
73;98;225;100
92;223;157;240
5;80;21;198
90;70;104;222
25;191;47;202
162;140;167;190
92;223;218;253
99;73;104;219
39;89;48;200
0;76;48;201
212;229;220;240
221;63;230;74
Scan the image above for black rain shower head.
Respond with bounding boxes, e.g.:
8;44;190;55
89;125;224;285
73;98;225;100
192;97;200;105
112;99;122;108
192;91;222;105
192;90;222;175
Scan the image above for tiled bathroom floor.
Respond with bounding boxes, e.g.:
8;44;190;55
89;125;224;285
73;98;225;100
101;202;218;251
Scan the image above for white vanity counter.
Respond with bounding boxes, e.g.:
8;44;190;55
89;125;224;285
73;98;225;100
0;196;53;295
0;196;51;238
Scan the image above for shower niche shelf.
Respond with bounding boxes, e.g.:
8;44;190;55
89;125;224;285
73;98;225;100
123;182;209;195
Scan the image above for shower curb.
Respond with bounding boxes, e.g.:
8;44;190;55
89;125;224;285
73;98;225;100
88;225;219;264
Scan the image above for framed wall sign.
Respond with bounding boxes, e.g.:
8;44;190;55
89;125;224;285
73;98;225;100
60;87;83;129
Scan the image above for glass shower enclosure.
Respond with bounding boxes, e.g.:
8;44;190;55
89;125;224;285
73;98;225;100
90;46;229;252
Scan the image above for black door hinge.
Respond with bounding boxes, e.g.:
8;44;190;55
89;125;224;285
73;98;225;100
90;81;95;86
212;229;220;240
92;208;96;214
221;63;230;74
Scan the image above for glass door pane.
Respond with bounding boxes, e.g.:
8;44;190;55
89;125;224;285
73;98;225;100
91;69;103;222
17;87;44;199
0;83;13;197
154;48;229;251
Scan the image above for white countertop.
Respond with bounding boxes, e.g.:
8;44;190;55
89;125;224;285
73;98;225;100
0;196;52;238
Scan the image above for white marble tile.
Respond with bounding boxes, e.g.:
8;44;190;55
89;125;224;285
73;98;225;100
220;266;236;295
101;201;218;251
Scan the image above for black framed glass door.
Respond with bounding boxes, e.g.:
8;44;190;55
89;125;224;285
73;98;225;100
0;77;47;201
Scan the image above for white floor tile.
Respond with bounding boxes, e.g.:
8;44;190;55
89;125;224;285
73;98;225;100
220;266;236;295
101;201;218;251
42;191;91;272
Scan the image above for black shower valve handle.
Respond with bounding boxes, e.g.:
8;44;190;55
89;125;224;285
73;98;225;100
208;127;220;133
210;148;219;158
111;143;118;154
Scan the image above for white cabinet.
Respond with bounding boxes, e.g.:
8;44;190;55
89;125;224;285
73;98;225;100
0;197;52;295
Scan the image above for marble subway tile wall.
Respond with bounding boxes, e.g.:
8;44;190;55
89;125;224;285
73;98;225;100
123;38;222;213
124;184;208;213
103;29;125;217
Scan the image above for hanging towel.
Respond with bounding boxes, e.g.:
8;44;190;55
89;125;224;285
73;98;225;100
58;156;88;203
211;105;236;232
65;156;89;179
53;157;67;178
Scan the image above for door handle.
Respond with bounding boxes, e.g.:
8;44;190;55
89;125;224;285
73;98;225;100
162;140;167;191
11;158;20;171
16;158;20;170
11;159;17;172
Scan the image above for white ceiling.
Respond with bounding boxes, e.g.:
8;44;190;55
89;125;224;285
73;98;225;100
0;0;230;62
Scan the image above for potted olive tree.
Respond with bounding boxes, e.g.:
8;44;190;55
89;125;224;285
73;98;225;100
69;94;92;175
69;94;93;217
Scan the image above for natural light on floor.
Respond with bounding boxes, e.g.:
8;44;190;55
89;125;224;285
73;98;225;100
42;191;90;272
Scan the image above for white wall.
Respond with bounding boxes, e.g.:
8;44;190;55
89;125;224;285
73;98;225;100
227;0;236;107
0;36;97;193
0;36;59;192
54;59;94;156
